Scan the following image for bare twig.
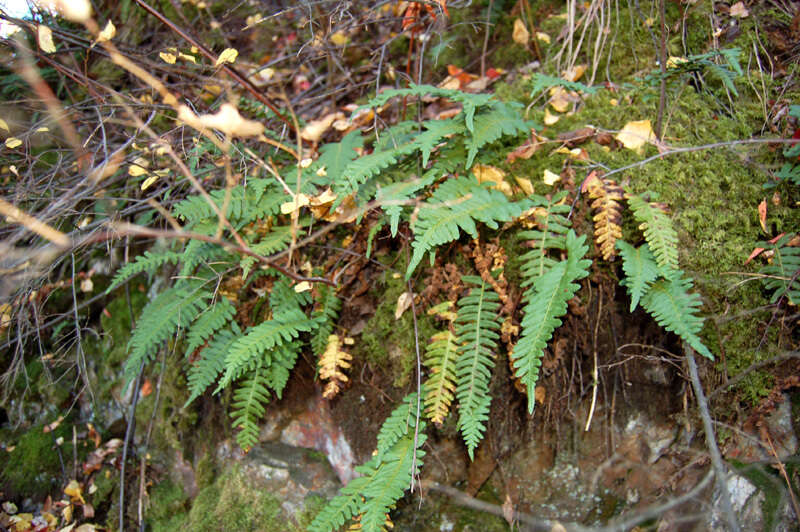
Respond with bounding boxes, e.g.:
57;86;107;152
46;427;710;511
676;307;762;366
685;346;741;532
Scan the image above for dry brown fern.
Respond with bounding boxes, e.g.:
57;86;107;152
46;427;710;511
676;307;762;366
319;334;353;399
585;171;624;261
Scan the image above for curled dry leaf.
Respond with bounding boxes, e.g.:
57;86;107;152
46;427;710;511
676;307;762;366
615;119;654;153
548;86;570;113
543;108;560;125
395;291;413;320
5;137;22;149
562;64;586;82
473;164;513;196
543;169;561;186
159;52;177;64
300;112;345;143
97;20;116;42
512;18;529;45
215;47;238;66
536;31;551;43
729;1;749;17
38;24;57;53
177;103;264;137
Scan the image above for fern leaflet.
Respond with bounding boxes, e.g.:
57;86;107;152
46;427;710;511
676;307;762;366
407;177;523;278
511;231;591;413
106;250;182;293
454;275;501;459
125;282;210;382
616;241;660;312
230;362;271;450
517;191;572;284
423;329;459;425
185;297;236;355
318;334;353;399
585;174;624;261
267;343;299;399
311;284;342;357
465;103;530;168
217;308;314;390
641;274;713;359
185;323;241;406
627;193;679;274
376;392;423;460
758;233;800;305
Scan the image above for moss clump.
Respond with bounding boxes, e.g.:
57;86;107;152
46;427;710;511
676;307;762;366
1;423;72;499
182;466;287;531
147;479;190;532
357;268;437;387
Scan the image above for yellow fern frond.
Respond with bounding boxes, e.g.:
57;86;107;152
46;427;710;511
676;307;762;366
319;334;353;399
585;173;624;260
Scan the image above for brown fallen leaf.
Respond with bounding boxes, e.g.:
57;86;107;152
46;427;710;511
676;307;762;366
557;126;596;147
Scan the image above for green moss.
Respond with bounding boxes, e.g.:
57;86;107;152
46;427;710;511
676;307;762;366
1;423;72;498
183;466;286;531
357;267;437;387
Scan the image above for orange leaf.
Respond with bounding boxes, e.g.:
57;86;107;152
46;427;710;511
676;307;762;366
140;379;153;397
758;199;767;233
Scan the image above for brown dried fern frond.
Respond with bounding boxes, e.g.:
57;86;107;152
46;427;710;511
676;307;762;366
319;334;353;399
585;172;624;261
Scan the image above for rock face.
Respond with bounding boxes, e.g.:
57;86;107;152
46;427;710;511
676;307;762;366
708;473;798;532
216;441;341;524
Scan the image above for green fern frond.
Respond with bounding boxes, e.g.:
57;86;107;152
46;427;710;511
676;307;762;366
627;194;679;274
335;137;419;198
185;322;242;406
185;297;236;355
360;434;426;532
311;284;342;357
376;393;423;460
529;73;601;97
758;233;800;305
217;308;314;390
517;191;572;285
423;329;459;425
230;362;271;450
407;177;523;278
376;173;437;238
239;226;292;280
125;282;211;382
454;276;501;459
511;231;591;413
180;240;229;277
315;130;364;185
308;395;426;532
616;241;660;312
106;250;182;293
415;118;465;167
641;274;713;359
465;103;530;168
173;179;284;228
270;277;312;313
266;343;299;399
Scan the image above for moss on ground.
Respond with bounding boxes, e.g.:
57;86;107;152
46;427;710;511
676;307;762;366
0;423;72;499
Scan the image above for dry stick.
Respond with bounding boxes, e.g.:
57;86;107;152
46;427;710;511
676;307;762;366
761;427;800;520
480;0;494;78
685;346;741;532
0;198;70;248
655;0;668;140
585;290;602;431
130;0;293;130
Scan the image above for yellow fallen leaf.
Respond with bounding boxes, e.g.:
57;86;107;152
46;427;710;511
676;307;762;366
616;119;654;153
666;56;688;69
140;175;158;191
330;31;349;46
609;98;618;106
562;64;586;82
543;169;561;186
300;112;344;143
395;291;413;320
64;480;85;504
294;281;312;293
36;126;49;132
512;18;529;45
177;103;264;137
0;118;8;132
514;176;534;196
38;24;56;53
128;157;149;176
215;47;238;66
9;513;33;532
178;52;196;63
543;108;560;125
159;52;176;64
644;17;654;27
280;193;310;214
473;164;513;196
80;278;93;293
97;20;116;42
548;86;570;113
536;31;551;44
5;137;22;149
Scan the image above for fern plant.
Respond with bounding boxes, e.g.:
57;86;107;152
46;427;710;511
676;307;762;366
308;393;426;532
512;230;591;413
757;233;800;305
